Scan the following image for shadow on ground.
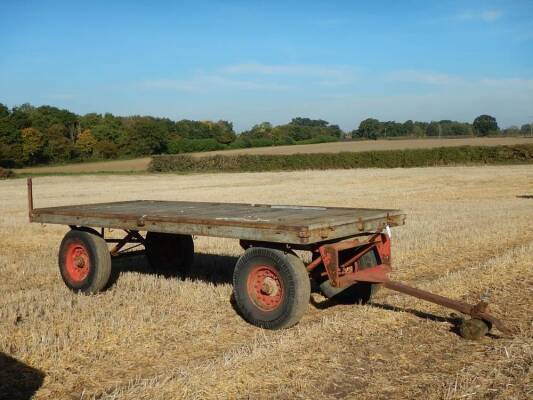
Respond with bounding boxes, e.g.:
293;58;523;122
110;252;502;339
110;251;237;285
0;353;45;400
309;295;476;338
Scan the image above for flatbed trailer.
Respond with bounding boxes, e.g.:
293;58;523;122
27;178;509;339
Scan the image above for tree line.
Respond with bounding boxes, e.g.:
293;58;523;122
353;115;512;139
0;102;528;168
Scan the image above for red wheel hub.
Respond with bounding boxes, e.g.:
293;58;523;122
247;265;284;311
65;243;90;283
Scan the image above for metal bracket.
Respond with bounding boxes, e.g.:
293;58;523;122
136;215;147;227
318;233;390;288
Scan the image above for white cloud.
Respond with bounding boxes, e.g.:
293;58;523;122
456;9;503;22
224;63;358;86
479;78;533;90
141;75;289;93
142;63;358;94
386;71;533;92
481;10;503;22
225;62;356;78
387;70;462;85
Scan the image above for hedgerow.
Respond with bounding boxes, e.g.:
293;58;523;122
149;144;533;173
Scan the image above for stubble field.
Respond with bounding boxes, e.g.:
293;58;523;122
1;165;532;399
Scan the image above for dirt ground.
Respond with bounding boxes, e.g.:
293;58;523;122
14;136;533;174
14;157;152;174
0;165;532;399
192;136;533;157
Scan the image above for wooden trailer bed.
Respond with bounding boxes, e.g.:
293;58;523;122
29;200;406;245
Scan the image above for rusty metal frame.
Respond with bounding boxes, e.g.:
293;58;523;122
312;233;391;288
108;230;145;256
310;232;510;334
382;281;511;334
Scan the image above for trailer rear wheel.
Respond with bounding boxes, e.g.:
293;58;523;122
318;248;381;304
145;232;194;278
233;247;310;329
58;229;111;294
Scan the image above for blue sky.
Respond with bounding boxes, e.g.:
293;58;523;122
1;0;532;131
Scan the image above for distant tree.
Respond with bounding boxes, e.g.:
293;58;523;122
76;129;98;158
473;115;499;136
45;123;73;162
285;124;311;141
94;140;119;159
325;124;342;138
414;121;429;135
9;106;32;130
122;117;168;155
412;124;425;137
520;123;532;136
27;105;78;141
243;122;273;139
403;120;414;135
175;120;204;139
290;117;329;127
256;122;272;130
0;142;23;167
502;126;521;136
93;114;122;142
381;121;406;137
357;118;381;139
0;103;9;118
21;127;45;164
426;122;440;136
0;104;16;142
79;113;102;130
270;126;292;143
212;120;236;144
0;105;24;167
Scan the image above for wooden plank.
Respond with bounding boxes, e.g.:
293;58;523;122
32;206;309;232
30;213;304;243
31;200;405;244
33;201;404;229
305;211;395;230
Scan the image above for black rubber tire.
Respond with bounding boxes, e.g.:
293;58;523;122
318;248;381;304
233;247;311;330
58;229;112;294
145;232;194;278
70;226;101;236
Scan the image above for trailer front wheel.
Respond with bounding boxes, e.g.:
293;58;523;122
316;248;381;304
58;229;111;294
233;247;310;329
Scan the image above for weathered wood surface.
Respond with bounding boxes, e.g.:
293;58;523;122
30;200;405;244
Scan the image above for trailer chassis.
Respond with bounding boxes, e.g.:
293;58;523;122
27;178;510;339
